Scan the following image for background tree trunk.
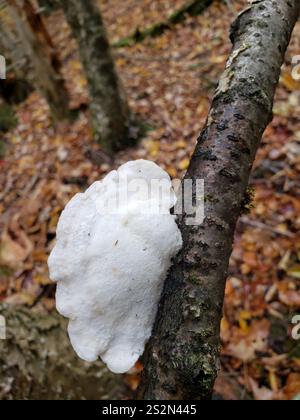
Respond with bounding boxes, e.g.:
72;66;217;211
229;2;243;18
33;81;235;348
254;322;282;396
139;0;300;400
6;0;70;120
62;0;130;154
0;303;126;400
22;0;64;77
0;12;29;80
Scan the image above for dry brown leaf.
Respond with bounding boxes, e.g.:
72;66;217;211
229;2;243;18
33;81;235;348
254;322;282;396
277;373;300;400
278;289;300;307
280;72;300;91
224;320;270;363
248;377;274;401
0;228;33;267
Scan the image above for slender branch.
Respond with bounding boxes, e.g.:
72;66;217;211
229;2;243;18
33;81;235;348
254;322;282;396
139;0;300;400
240;217;296;239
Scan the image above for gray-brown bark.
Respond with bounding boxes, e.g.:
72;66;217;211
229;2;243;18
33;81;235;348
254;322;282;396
6;0;70;120
113;0;214;48
0;303;126;400
139;0;300;400
0;10;29;80
62;0;130;154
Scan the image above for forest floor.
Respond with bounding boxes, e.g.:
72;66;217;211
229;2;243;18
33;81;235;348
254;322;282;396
0;0;300;400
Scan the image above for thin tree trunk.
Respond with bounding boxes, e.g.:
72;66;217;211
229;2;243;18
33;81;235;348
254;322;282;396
62;0;130;154
22;0;63;75
38;0;59;13
0;303;126;400
0;14;29;81
7;0;70;120
139;0;300;400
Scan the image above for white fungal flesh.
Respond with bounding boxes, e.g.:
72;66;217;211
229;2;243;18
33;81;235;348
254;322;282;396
48;160;183;374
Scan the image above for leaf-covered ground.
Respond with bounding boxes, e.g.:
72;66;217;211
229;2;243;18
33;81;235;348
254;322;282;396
0;0;299;400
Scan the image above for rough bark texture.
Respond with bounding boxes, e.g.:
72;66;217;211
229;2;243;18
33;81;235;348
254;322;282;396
0;303;126;400
62;0;130;154
6;0;70;120
23;0;63;75
139;0;300;400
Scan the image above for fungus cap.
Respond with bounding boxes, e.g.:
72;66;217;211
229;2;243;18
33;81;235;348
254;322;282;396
48;160;182;373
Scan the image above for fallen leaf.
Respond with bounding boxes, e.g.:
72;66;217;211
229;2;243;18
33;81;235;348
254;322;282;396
278;373;300;400
280;72;300;91
278;289;300;307
248;377;274;401
0;228;33;267
224;320;270;363
178;158;190;171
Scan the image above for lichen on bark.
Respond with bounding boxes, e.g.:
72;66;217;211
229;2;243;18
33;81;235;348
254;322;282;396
0;304;126;400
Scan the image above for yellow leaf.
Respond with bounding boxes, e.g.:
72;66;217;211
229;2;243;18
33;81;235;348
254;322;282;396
145;140;160;157
116;58;126;67
239;310;251;333
166;166;177;179
34;274;52;286
70;60;82;71
175;140;187;150
178;158;190;171
268;370;279;393
287;266;300;279
19;293;36;306
280;72;300;91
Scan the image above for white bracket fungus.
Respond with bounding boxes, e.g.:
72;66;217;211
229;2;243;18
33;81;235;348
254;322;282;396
48;160;182;374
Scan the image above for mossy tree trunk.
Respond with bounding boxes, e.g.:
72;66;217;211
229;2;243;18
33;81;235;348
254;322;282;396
61;0;130;154
0;304;126;400
139;0;300;400
0;14;30;83
6;0;70;120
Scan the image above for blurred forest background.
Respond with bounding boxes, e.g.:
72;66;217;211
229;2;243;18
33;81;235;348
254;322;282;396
0;0;300;400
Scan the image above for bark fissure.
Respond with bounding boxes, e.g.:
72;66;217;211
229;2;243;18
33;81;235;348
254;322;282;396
139;0;300;400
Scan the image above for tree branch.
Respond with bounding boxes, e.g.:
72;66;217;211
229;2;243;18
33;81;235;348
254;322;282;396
139;0;300;400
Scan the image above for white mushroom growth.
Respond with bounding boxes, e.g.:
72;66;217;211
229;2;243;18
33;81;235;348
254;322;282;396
48;160;182;374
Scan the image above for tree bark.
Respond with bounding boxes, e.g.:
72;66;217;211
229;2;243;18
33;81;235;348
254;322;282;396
0;12;29;80
6;0;70;120
61;0;130;154
139;0;300;400
22;0;64;76
0;303;126;400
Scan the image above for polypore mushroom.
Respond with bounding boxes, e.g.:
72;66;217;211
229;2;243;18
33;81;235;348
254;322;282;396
48;160;182;374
